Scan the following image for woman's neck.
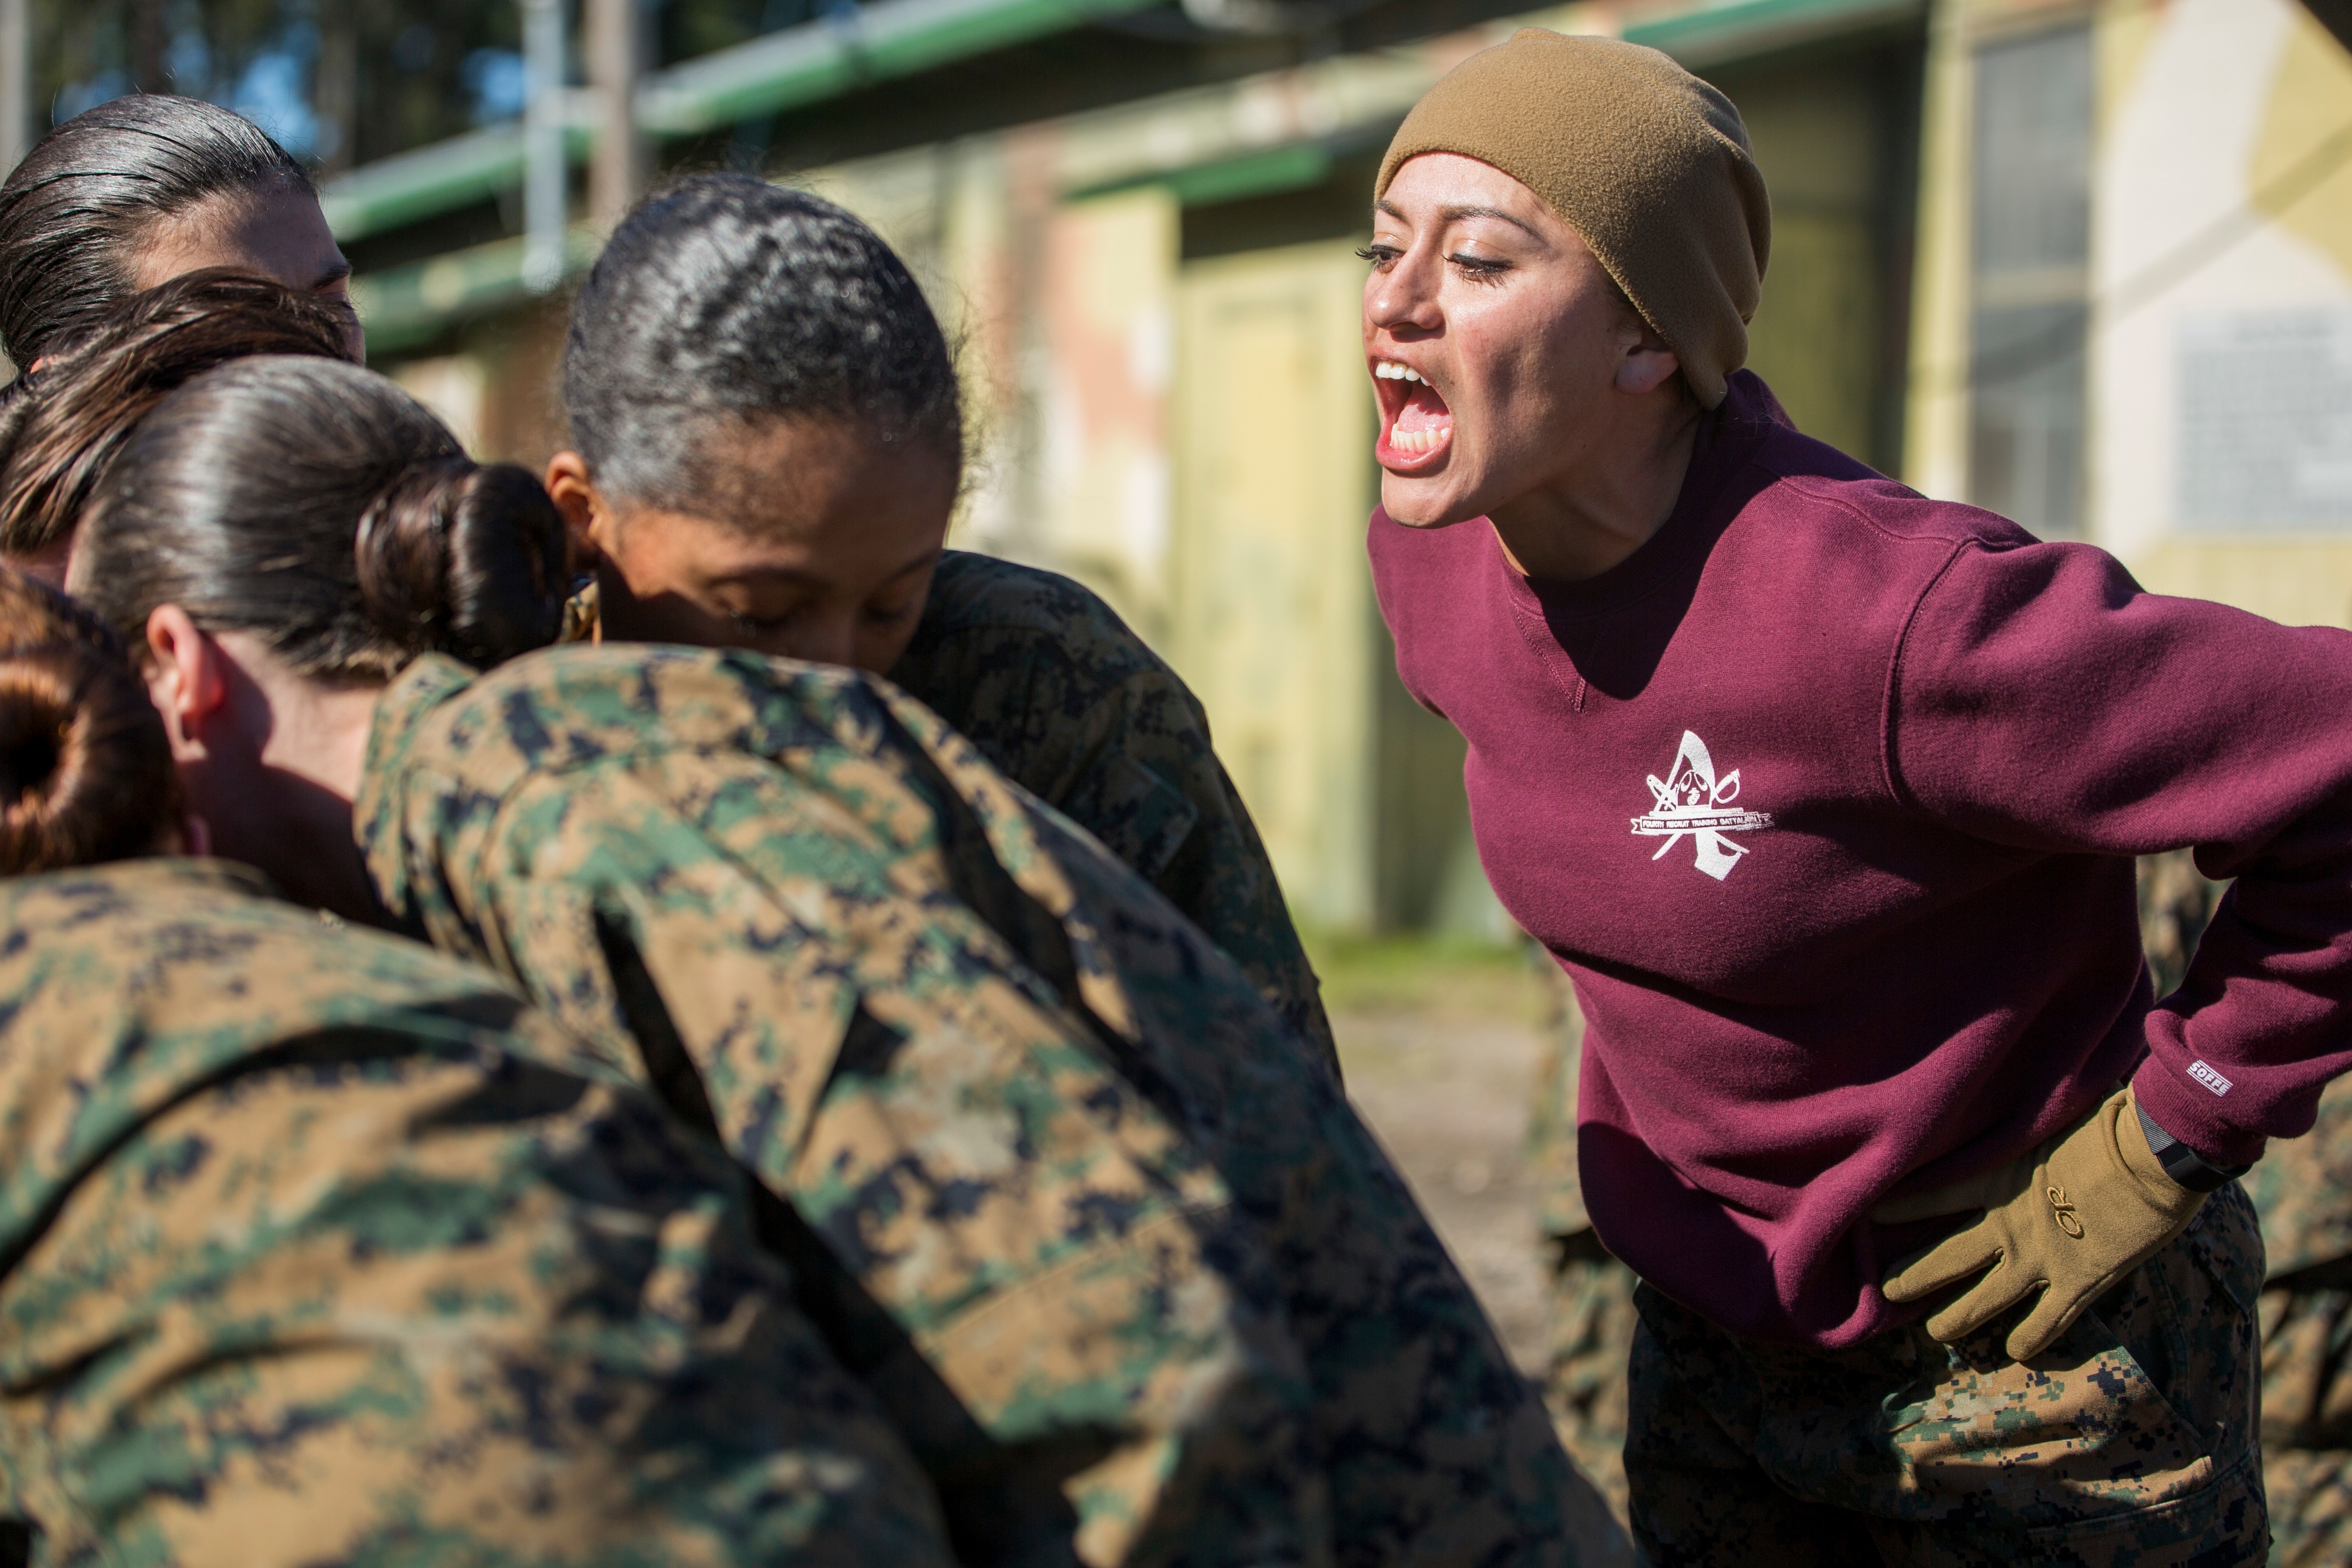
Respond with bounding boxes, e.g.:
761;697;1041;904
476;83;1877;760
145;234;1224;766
212;631;389;924
1487;399;1704;584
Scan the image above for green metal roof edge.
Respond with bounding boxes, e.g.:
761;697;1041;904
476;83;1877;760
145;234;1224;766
324;0;1160;241
351;225;603;354
1067;141;1335;206
1624;0;1923;66
638;0;1162;137
325;122;593;242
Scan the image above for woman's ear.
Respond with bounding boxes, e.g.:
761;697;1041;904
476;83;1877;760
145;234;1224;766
1614;334;1684;399
543;451;610;573
143;605;227;761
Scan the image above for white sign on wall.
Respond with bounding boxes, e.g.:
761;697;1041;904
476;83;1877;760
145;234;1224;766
2178;307;2352;529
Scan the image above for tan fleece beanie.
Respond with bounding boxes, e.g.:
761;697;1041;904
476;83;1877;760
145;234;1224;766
1376;30;1772;408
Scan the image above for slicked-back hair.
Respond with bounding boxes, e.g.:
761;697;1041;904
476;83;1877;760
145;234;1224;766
564;174;961;516
0;95;312;366
73;356;568;681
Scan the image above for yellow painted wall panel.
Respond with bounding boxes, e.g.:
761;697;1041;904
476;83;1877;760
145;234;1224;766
1173;240;1378;930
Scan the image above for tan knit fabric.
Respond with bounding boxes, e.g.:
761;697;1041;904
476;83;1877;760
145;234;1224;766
1376;30;1772;408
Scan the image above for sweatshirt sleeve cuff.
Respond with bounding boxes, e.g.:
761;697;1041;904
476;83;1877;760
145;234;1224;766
2130;1057;2270;1171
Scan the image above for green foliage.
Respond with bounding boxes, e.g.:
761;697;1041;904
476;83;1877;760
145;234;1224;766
29;0;811;175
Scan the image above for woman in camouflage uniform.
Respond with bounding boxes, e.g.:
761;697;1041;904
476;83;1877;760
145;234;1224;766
34;284;1620;1564
0;567;953;1566
543;174;1336;1067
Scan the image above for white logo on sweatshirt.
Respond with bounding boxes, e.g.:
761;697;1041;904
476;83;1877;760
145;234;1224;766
2188;1060;2233;1097
1631;730;1774;881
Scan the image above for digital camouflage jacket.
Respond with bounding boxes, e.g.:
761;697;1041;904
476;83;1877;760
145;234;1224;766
889;552;1336;1070
356;644;1610;1568
564;553;1337;1070
0;858;951;1568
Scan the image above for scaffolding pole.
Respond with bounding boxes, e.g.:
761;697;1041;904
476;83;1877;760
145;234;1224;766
586;0;646;229
522;0;567;292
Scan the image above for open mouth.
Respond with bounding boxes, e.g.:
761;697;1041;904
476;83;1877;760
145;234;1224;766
1373;359;1454;468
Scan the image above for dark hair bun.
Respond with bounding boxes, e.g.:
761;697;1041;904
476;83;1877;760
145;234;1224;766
355;459;569;670
0;569;177;875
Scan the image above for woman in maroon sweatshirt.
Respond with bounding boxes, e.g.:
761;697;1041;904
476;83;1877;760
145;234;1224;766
1367;30;2312;1567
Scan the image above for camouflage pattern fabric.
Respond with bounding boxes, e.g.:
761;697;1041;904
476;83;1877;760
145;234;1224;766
563;557;1339;1075
356;643;1613;1568
883;551;1338;1072
0;858;952;1568
2244;1078;2352;1567
1626;1181;2269;1567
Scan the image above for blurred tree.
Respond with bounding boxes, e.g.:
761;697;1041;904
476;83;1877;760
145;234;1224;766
28;0;816;175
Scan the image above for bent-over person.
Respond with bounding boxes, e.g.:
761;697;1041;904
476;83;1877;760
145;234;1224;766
0;570;950;1567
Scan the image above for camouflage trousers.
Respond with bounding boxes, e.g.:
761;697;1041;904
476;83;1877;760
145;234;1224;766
1627;1181;2269;1567
1542;1231;1638;1527
2258;1271;2352;1566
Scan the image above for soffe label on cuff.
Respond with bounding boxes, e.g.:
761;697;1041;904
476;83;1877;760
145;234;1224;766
2189;1060;2234;1096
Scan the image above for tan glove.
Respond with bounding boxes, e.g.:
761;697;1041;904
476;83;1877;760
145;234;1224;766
1874;1085;2204;1361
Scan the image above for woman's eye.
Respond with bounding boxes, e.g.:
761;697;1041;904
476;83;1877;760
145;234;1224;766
729;610;789;635
1356;243;1402;270
1446;251;1510;280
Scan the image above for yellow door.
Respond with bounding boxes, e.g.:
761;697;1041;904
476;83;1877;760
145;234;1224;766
1171;239;1376;931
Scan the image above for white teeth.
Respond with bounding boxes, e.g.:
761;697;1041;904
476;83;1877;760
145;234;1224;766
1389;426;1446;454
1374;362;1425;383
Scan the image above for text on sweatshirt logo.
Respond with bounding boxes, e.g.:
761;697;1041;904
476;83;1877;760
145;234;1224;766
1631;730;1774;882
2188;1060;2233;1097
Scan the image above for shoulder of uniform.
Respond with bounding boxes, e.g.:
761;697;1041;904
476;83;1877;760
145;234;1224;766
384;643;900;795
0;860;567;1256
915;551;1149;648
0;860;526;1011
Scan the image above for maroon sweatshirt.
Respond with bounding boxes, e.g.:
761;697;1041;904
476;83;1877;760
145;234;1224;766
1370;370;2352;1347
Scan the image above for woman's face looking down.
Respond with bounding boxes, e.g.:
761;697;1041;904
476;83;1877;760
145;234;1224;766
549;416;957;675
1362;152;1684;535
130;181;361;361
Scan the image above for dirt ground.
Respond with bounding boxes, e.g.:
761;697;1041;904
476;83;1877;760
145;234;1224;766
1316;939;1557;1374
